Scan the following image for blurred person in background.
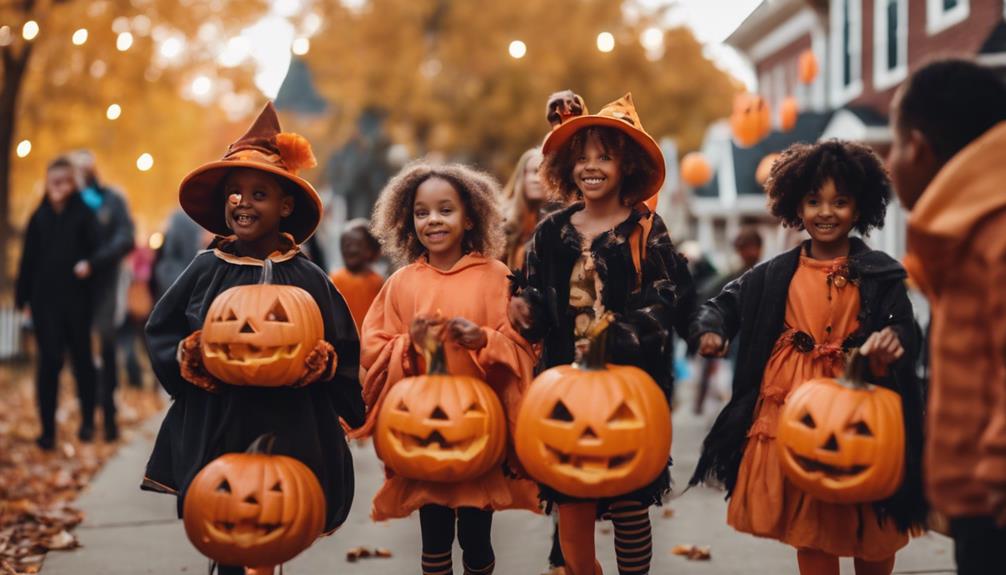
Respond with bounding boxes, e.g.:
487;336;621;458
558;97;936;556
72;150;135;442
16;156;99;450
329;218;384;333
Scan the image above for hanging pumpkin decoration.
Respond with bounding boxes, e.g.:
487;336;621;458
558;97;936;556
756;153;781;186
779;96;799;132
515;314;672;498
680;152;713;188
375;323;506;482
201;260;328;387
183;434;326;571
777;349;905;504
798;49;819;84
730;93;772;148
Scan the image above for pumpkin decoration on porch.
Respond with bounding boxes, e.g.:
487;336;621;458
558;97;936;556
183;434;326;571
779;96;799;132
515;313;672;498
374;322;506;482
730;93;772;148
798;49;819;84
680;152;713;187
201;260;328;387
777;349;905;504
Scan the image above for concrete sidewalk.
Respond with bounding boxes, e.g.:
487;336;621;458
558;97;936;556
42;389;956;574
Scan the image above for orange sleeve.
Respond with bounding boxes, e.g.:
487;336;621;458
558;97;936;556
354;275;413;438
976;229;1006;502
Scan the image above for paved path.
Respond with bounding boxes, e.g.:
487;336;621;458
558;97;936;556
43;381;955;574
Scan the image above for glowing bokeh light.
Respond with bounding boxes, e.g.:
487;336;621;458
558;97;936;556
508;40;527;59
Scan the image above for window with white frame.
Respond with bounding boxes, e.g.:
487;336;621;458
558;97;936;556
830;0;863;105
874;0;908;90
927;0;969;35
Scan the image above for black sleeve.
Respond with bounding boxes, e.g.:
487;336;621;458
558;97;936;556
689;267;751;346
90;192;135;271
144;255;206;398
15;213;39;309
608;215;693;361
514;223;553;343
306;262;366;427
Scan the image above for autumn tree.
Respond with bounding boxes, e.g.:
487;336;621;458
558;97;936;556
304;0;739;177
0;0;268;291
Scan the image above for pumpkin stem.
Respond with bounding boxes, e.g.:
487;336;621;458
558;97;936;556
260;259;274;285
420;323;449;376
247;433;277;455
575;312;614;371
843;348;870;389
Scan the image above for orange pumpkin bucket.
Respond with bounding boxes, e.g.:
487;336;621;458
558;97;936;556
374;324;507;482
515;314;672;498
183;434;326;572
201;260;329;387
777;349;905;504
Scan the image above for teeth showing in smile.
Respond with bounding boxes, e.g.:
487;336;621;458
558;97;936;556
583;177;604;185
544;444;636;473
815;223;836;230
235;214;256;226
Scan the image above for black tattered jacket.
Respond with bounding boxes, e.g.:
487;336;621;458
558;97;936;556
688;238;927;531
513;203;696;398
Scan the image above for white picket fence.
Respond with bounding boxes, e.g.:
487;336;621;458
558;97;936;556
0;305;25;361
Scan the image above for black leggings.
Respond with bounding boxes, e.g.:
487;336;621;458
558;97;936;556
419;505;494;575
32;307;96;439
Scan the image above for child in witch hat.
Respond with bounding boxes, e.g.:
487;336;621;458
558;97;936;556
509;93;696;575
141;102;365;575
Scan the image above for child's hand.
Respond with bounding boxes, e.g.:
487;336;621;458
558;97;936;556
409;314;445;349
447;317;487;350
508;297;532;331
177;331;222;393
698;332;727;358
73;260;91;279
859;327;904;377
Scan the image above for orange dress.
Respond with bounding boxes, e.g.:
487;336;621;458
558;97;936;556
727;255;908;560
329;267;384;334
355;253;541;521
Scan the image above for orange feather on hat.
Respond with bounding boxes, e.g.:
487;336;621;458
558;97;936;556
275;132;317;175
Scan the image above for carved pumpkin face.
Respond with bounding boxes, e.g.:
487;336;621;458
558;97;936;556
730;93;771;148
375;374;506;482
202;283;324;386
515;363;672;498
183;452;325;568
777;377;904;504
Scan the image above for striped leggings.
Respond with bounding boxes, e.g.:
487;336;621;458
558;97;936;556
420;504;495;575
558;500;653;575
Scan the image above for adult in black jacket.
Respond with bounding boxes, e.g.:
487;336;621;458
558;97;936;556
15;157;99;450
73;150;135;441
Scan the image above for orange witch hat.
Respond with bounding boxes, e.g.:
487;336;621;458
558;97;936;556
542;92;665;207
179;102;323;244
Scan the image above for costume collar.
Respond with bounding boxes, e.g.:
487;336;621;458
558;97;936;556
212;232;300;266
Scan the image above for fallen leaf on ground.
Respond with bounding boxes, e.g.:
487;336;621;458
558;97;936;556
671;544;711;561
43;531;77;551
661;508;675;519
374;548;392;558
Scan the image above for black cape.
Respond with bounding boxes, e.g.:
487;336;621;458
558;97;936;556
142;241;365;533
689;239;927;532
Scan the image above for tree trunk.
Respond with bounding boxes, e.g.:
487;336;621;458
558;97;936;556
0;43;31;295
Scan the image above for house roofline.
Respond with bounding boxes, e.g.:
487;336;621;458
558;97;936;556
726;0;811;52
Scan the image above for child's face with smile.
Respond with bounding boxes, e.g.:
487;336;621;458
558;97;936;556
574;132;622;203
223;168;293;243
413;177;471;268
800;179;857;254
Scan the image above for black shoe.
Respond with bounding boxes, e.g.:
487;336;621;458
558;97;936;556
78;424;95;442
36;435;55;451
104;421;119;442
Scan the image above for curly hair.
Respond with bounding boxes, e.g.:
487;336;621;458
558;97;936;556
370;160;505;265
764;140;890;235
540;126;661;205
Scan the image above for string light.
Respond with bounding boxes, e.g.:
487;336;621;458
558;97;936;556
72;28;89;46
596;32;615;53
508;40;527;59
136;153;154;172
106;104;122;120
148;232;164;250
16;140;31;158
22;21;40;41
291;37;310;55
117;31;134;51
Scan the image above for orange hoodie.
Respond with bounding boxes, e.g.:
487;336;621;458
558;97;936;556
906;121;1006;520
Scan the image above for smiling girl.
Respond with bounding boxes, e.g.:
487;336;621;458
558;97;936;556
142;103;365;575
690;140;927;575
354;161;539;575
509;94;695;575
